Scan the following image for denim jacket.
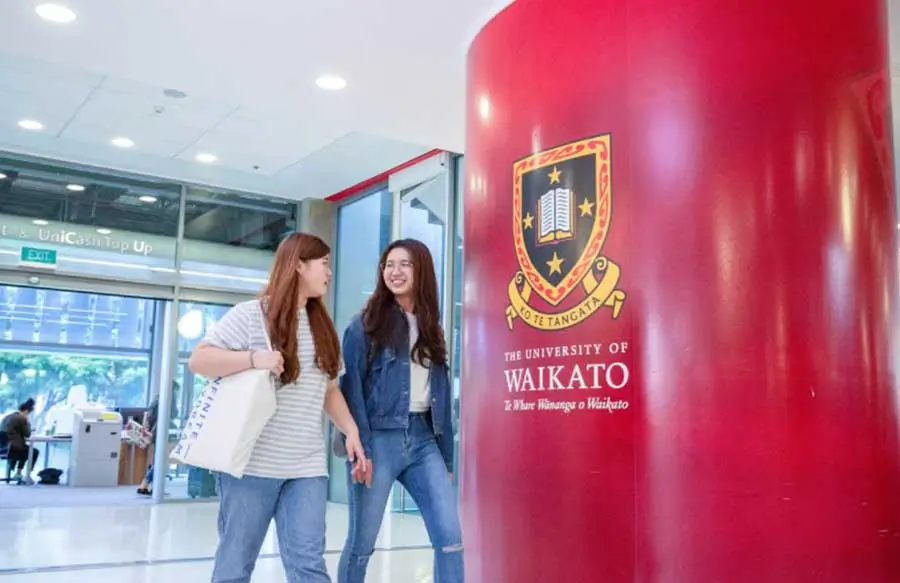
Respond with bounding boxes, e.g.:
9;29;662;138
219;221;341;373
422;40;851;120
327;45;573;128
339;312;455;473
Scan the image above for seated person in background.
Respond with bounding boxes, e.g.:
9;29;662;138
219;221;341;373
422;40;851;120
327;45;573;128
1;398;39;480
136;393;160;496
137;381;179;496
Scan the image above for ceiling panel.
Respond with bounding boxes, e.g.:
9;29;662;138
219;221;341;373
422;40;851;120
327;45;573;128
279;132;432;199
0;52;103;94
0;93;73;136
73;87;235;132
174;146;300;177
177;112;350;175
0;55;99;136
0;1;511;199
0;50;454;199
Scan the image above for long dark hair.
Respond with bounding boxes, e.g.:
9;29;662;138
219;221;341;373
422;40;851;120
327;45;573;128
362;238;447;367
261;233;341;382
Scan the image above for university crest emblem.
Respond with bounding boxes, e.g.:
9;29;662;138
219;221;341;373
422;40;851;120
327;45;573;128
505;134;626;331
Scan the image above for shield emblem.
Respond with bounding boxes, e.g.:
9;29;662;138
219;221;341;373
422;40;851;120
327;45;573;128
512;135;612;307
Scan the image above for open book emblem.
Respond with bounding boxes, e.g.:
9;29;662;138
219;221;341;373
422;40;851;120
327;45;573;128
537;187;574;244
505;134;626;332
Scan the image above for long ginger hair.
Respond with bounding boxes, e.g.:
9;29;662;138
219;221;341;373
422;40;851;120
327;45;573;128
363;238;447;367
261;233;341;382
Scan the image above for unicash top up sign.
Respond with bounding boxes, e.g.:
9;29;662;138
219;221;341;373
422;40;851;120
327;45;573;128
1;221;156;256
0;213;274;270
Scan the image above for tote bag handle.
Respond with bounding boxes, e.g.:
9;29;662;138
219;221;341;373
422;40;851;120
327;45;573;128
258;301;275;353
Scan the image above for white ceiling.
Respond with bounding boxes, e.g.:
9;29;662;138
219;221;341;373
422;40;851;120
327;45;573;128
1;1;898;202
0;0;512;200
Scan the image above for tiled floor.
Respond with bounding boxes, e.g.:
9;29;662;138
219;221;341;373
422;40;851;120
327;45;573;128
0;500;433;581
2;551;437;582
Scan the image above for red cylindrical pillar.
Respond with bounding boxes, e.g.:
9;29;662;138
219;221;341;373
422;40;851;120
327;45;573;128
460;0;900;581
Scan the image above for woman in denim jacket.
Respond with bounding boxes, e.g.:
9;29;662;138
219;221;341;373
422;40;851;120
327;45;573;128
337;238;464;583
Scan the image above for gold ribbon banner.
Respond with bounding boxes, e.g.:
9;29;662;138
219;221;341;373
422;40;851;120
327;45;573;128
505;257;626;331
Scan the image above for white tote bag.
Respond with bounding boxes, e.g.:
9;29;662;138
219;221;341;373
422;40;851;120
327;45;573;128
170;308;277;478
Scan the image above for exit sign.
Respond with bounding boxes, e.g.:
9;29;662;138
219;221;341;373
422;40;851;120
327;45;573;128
20;246;58;268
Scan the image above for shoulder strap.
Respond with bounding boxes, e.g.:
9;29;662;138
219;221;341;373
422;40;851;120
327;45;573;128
257;300;274;352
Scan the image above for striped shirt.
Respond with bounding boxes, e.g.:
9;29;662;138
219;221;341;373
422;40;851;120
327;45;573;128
204;299;340;479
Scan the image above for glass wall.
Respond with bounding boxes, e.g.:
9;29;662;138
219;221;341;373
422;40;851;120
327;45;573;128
0;283;161;480
333;188;392;335
0;156;181;285
0;152;285;500
180;187;297;294
0;284;156;428
329;187;393;503
0;149;467;507
0;154;291;296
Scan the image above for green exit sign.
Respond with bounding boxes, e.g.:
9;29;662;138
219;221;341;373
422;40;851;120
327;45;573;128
20;246;58;268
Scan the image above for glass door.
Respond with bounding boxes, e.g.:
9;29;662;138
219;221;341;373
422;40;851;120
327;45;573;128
389;154;453;514
158;298;244;501
450;156;463;495
398;178;448;302
0;280;165;490
325;153;456;513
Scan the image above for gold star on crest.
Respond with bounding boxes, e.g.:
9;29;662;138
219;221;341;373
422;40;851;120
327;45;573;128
578;197;594;217
523;212;534;230
546;251;565;276
548;166;561;184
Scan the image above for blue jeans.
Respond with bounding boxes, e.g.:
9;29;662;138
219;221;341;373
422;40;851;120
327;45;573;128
338;413;464;583
212;473;330;583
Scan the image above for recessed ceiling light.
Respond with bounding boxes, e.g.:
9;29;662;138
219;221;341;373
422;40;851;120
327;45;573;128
35;3;76;24
138;195;158;203
0;173;7;180
315;75;347;91
111;137;135;148
66;184;85;192
33;219;49;226
18;119;44;131
195;152;217;164
96;228;112;235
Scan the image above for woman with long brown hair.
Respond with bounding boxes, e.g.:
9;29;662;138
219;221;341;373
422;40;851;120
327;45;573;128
337;238;464;582
189;232;365;583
